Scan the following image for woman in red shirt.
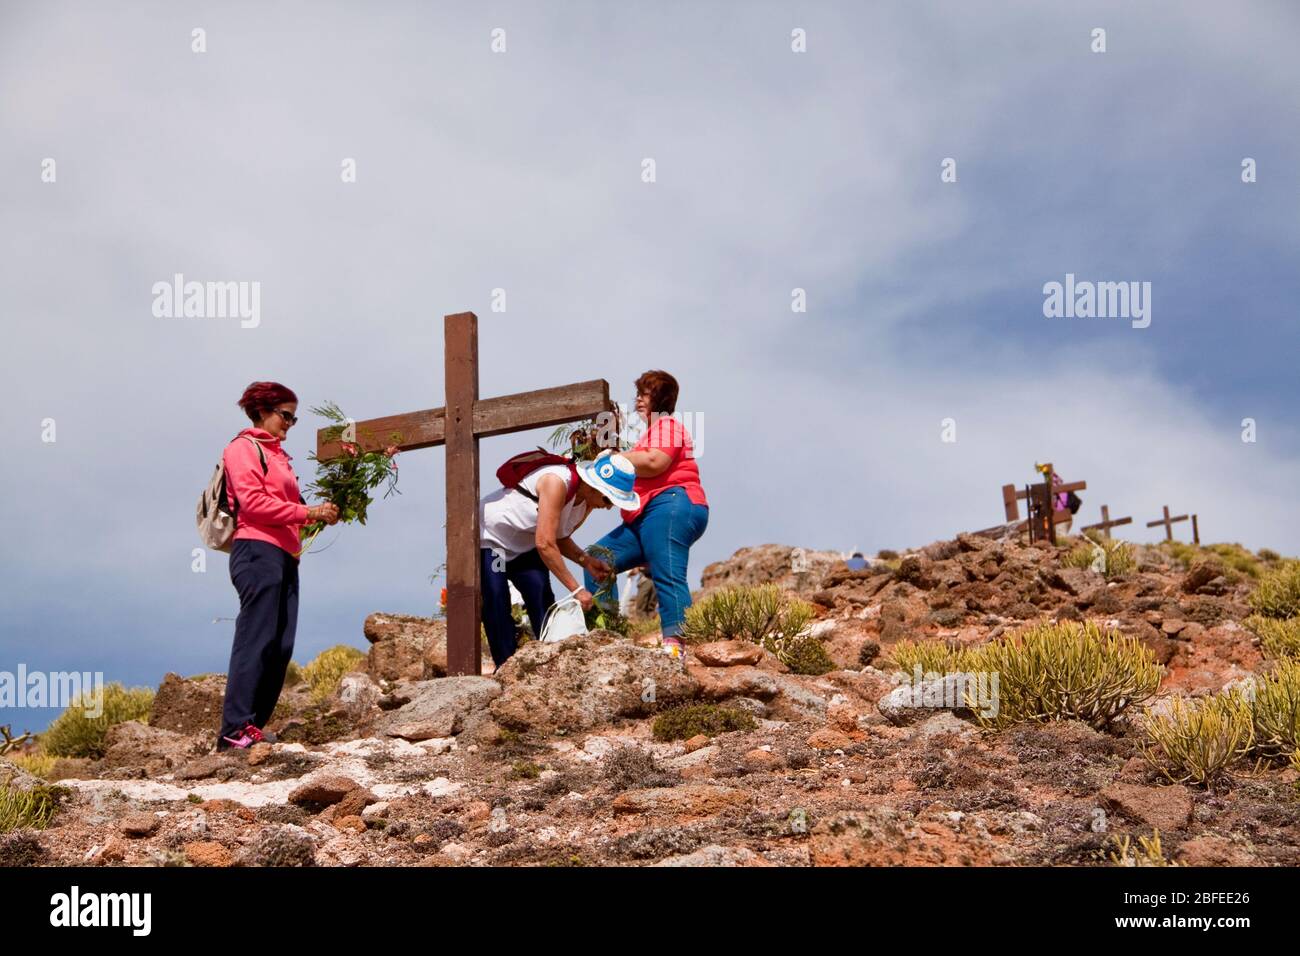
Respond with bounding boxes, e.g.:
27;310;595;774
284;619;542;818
217;382;339;750
583;370;708;659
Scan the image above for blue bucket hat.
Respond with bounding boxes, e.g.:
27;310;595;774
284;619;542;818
577;450;640;511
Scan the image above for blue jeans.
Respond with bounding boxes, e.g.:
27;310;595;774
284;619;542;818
584;487;709;637
481;547;555;667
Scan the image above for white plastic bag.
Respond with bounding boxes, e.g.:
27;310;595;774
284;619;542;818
540;589;589;644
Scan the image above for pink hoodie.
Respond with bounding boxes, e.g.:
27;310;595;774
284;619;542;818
222;428;310;557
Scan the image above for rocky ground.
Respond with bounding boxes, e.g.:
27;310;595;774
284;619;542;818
3;534;1297;867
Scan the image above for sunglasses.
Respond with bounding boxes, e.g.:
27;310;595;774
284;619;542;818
273;408;298;426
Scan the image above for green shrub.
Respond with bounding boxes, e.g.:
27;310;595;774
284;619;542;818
651;704;757;741
283;661;304;687
1161;541;1200;568
682;585;813;647
0;785;64;832
1250;659;1300;760
301;645;366;702
1139;692;1255;787
1061;546;1094;570
1063;535;1134;581
1108;830;1178;867
1202;543;1262;579
969;620;1160;731
1248;561;1300;620
1258;548;1282;563
7;752;55;779
1245;615;1300;660
41;684;155;759
884;639;971;676
773;634;836;675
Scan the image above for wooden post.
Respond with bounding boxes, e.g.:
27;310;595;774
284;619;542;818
444;312;481;676
1192;514;1200;545
1002;484;1020;522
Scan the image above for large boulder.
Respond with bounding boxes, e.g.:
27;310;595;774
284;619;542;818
699;544;844;596
374;676;501;740
362;612;446;681
149;673;226;736
1100;782;1194;832
0;757;44;793
490;631;699;734
877;674;978;726
99;721;210;775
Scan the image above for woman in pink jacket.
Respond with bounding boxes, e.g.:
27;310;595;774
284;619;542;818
217;382;339;750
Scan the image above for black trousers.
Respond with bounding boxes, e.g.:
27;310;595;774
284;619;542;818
219;539;299;742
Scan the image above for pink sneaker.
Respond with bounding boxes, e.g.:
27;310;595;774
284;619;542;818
219;724;275;750
219;729;254;750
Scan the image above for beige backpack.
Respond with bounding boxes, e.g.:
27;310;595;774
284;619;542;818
196;436;266;552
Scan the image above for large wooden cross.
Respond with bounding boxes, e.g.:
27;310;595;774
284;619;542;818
316;311;615;676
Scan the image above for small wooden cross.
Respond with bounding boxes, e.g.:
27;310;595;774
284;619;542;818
1081;505;1133;540
317;311;615;676
1145;505;1189;542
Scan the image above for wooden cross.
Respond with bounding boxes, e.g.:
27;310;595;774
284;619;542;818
1081;504;1132;540
1145;505;1189;542
316;311;615;676
999;463;1085;545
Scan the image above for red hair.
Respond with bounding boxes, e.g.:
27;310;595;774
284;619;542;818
237;381;298;424
634;370;679;415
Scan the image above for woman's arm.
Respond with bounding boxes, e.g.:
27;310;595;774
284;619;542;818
621;448;673;478
533;474;591;605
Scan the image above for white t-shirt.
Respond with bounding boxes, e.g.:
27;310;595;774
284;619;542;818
480;464;589;563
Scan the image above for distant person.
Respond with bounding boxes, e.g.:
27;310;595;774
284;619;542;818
1050;470;1080;534
218;382;339;751
584;370;709;661
845;551;868;572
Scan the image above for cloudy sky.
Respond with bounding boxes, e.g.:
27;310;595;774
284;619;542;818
2;1;1297;731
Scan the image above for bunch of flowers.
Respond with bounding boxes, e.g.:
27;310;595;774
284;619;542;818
299;401;401;554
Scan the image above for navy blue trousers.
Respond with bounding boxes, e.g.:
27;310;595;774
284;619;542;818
481;547;554;667
219;539;299;743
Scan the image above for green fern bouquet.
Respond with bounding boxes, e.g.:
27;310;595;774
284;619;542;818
299;401;401;554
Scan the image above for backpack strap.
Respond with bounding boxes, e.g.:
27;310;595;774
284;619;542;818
514;463;579;505
241;435;268;475
221;435;270;517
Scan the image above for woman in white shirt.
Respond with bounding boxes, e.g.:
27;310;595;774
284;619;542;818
479;454;638;667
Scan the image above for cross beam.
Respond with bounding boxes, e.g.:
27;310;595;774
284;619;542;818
1081;504;1133;540
316;311;615;676
1146;505;1189;542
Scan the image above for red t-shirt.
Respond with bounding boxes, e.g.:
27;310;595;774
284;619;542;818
622;415;708;522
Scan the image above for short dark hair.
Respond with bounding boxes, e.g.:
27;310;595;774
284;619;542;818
634;370;679;415
237;381;298;424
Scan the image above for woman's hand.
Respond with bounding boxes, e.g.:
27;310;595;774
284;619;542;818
583;554;612;582
308;503;340;525
575;588;595;612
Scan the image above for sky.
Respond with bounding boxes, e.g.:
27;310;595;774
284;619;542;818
2;0;1297;732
